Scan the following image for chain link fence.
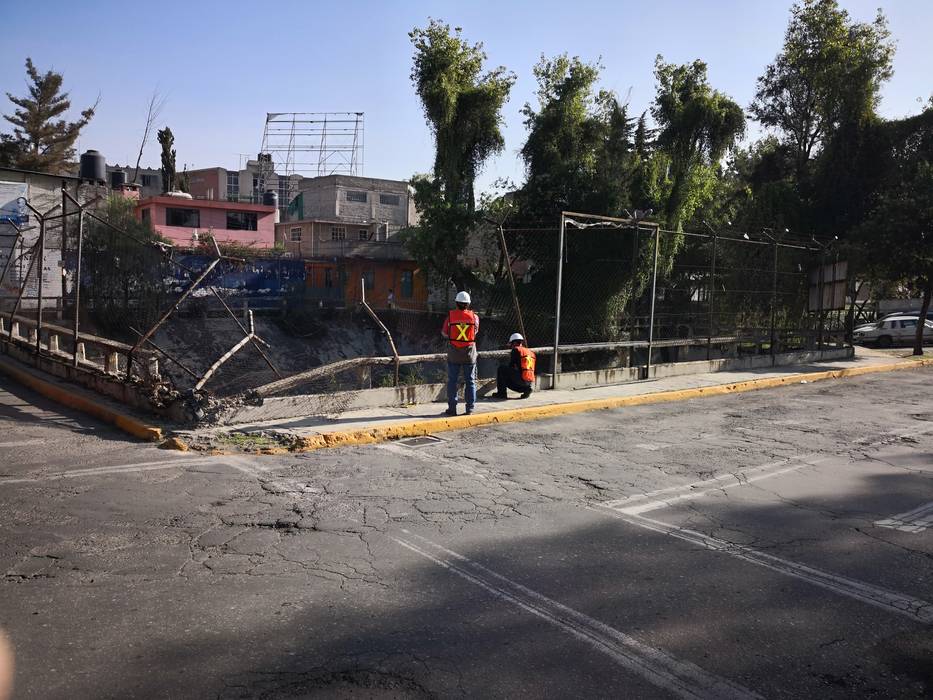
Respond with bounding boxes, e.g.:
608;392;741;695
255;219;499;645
1;195;848;423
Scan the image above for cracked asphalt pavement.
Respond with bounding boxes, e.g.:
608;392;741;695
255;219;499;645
1;367;931;698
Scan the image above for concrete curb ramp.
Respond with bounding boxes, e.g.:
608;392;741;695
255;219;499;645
290;358;933;453
0;355;163;441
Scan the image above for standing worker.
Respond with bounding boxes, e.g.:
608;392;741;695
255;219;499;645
442;291;479;416
495;333;535;399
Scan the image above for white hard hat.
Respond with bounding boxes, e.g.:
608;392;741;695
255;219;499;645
455;291;471;304
509;333;524;343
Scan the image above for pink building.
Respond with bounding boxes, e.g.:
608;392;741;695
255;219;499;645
135;195;276;248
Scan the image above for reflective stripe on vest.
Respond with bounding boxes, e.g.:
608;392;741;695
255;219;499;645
517;346;536;383
447;309;477;348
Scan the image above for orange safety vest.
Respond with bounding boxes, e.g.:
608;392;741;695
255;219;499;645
446;309;477;348
516;345;536;383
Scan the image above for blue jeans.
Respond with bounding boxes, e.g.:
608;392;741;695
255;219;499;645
447;362;477;411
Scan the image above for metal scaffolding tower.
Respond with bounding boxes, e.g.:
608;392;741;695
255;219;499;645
257;112;364;208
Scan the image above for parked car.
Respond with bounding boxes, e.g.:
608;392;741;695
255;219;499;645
853;315;933;347
879;310;933;322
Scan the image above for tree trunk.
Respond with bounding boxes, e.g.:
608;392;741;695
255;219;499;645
913;278;932;356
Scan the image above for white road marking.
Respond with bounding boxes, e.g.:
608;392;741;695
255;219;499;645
592;506;933;625
0;456;220;484
0;439;48;448
394;530;761;700
875;501;933;533
604;454;828;515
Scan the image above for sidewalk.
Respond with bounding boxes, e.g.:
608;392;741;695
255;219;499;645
182;348;932;452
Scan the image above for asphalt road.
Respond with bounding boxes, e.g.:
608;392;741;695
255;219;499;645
0;367;931;699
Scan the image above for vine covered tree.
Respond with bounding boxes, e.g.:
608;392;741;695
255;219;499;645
651;57;745;232
2;58;97;174
404;20;515;288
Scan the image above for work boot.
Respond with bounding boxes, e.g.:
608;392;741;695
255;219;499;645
465;406;474;415
520;390;532;399
444;407;457;417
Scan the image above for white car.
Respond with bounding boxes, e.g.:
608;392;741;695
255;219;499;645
853;315;933;347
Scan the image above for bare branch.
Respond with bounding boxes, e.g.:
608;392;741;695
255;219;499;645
132;89;167;183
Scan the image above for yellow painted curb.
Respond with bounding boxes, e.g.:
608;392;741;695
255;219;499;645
0;356;163;441
291;358;933;453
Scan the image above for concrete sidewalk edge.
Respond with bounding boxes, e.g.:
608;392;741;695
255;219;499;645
282;357;932;453
0;354;163;441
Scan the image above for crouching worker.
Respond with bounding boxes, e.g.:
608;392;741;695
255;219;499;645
495;333;535;399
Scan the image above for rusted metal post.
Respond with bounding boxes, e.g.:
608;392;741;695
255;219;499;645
195;310;260;391
629;221;639;348
707;233;717;361
552;213;566;389
72;208;84;367
360;277;399;386
129;325;200;379
817;245;825;354
498;223;526;341
770;239;779;366
35;215;45;356
127;257;220;380
0;223;23;295
646;223;660;378
7;241;40;341
209;287;281;379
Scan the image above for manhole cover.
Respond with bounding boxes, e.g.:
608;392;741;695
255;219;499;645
397;435;444;447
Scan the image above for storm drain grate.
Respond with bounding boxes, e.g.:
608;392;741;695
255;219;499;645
397;435;445;447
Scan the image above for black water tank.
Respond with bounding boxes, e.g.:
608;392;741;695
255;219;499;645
79;150;106;183
262;190;278;208
110;168;126;188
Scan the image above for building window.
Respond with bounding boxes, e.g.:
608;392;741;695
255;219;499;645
227;173;239;200
359;229;369;241
141;174;157;188
379;193;400;206
226;211;257;231
290;226;302;242
324;268;333;288
140;208;151;225
331;226;346;241
346;191;367;203
166;207;200;227
401;270;413;298
362;269;375;291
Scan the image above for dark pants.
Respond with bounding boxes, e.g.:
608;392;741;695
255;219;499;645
496;365;532;396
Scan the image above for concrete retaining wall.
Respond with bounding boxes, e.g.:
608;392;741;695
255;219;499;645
219;347;853;426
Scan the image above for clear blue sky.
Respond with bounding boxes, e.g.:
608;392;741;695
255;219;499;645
2;1;931;193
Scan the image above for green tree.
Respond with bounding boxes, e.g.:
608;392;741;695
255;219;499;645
652;57;745;232
518;54;636;220
2;58;96;174
405;20;515;287
157;127;176;193
750;0;893;180
852;109;933;355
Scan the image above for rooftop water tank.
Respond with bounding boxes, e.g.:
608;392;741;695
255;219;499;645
110;168;126;188
79;150;106;183
262;190;278;208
